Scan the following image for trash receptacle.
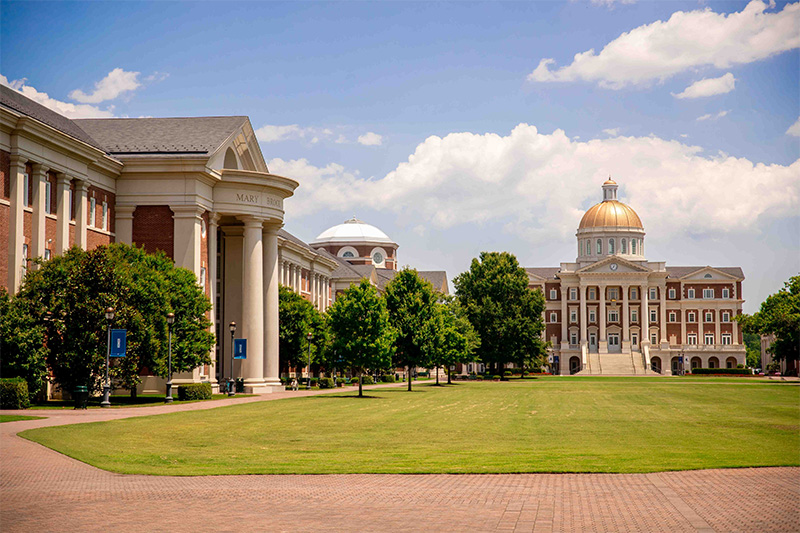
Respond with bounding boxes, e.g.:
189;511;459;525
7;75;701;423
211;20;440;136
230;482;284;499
73;386;88;410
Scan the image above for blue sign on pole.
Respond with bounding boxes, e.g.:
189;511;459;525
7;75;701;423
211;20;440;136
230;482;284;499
110;329;127;357
234;338;247;359
554;355;560;363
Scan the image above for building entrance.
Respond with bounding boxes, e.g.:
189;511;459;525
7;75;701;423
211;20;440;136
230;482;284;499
608;333;621;353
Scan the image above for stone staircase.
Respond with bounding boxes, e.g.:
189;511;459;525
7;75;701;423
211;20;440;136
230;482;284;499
578;352;652;375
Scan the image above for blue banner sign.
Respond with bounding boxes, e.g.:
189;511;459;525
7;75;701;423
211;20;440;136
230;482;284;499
554;356;560;363
110;329;127;357
234;338;247;359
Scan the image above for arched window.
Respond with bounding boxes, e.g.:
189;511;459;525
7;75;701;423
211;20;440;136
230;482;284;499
223;147;238;169
596;239;602;255
631;239;637;255
342;251;354;258
608;239;615;254
621;238;627;253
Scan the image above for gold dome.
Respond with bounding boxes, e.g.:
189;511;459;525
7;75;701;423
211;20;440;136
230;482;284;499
579;200;643;229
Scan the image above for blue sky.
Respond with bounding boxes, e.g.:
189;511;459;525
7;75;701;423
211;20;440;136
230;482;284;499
3;0;798;312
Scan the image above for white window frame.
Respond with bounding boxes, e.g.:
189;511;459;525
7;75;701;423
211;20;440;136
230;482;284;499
621;238;627;254
89;197;96;227
703;288;714;299
649;287;657;300
722;288;730;299
721;334;732;345
705;312;713;323
651;333;658;345
650;309;657;323
550;312;557;323
45;180;52;214
588;288;596;300
704;333;714;345
722;311;730;323
570;309;577;323
631;309;638;322
569;287;577;301
669;311;676;322
69;188;74;220
668;288;676;299
596;239;602;255
631;287;638;300
608;238;615;254
589;309;596;323
687;288;695;299
631;239;637;255
549;289;557;300
688;312;696;323
44;249;51;260
200;266;207;287
608;288;618;300
632;333;638;346
23;172;30;206
608;309;619;322
687;333;697;345
570;332;578;345
102;201;108;231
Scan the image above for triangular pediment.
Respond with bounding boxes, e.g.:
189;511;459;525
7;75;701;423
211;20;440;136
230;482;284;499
577;256;651;274
679;266;739;281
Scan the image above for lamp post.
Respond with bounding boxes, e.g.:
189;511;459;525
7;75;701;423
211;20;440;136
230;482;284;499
228;322;236;396
101;307;115;408
306;332;313;390
165;312;175;403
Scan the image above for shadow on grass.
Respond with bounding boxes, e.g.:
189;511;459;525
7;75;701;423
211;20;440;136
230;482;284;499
313;394;385;399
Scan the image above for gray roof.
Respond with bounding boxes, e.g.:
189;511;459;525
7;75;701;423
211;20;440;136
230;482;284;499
0;86;104;150
373;268;449;293
74;116;246;155
279;228;316;253
666;266;745;279
526;267;561;280
328;256;367;281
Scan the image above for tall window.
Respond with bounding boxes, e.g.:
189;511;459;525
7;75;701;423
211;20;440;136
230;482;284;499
45;180;52;214
596;239;602;255
705;312;713;323
669;311;676;322
102;201;108;231
649;287;657;300
69;188;75;220
570;310;577;323
569;288;577;300
631;238;637;255
550;312;557;323
721;334;732;345
589;309;596;322
621;238;627;253
89;197;96;227
687;334;697;345
608;309;619;322
650;309;657;322
608;288;618;300
44;249;51;260
704;333;714;345
688;311;696;322
549;289;557;300
23;172;30;206
570;333;578;345
200;267;207;287
722;288;730;299
722;311;730;323
631;287;638;300
687;288;695;299
651;333;658;345
631;309;638;322
588;288;596;300
668;288;676;299
608;238;615;254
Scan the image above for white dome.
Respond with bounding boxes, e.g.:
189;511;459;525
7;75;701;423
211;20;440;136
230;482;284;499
311;216;395;245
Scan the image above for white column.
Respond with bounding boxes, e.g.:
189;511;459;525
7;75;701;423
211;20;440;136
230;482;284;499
208;214;219;388
733;310;739;345
55;173;71;254
323;277;329;310
642;284;650;344
715;309;721;347
8;155;27;292
560;286;568;344
681;307;686;345
31;164;49;263
579;285;587;343
599;284;607;353
622;284;629;342
263;224;281;387
311;270;317;308
171;206;203;274
75;180;89;250
240;216;267;392
660;285;667;345
115;206;136;245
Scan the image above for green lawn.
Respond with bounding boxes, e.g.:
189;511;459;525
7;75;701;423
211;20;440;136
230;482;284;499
1;415;45;423
20;377;799;475
29;393;255;409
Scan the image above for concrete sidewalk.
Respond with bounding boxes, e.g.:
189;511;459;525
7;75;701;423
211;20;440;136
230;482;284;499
1;383;798;532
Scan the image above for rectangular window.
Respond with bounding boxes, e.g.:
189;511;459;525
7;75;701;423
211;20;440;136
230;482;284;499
45;180;52;214
687;288;695;299
705;312;713;323
688;312;696;323
688;334;697;345
102;201;108;231
549;289;557;300
570;310;577;323
44;249;51;260
703;288;714;299
569;288;577;300
69;189;75;220
608;310;619;322
608;288;618;300
632;333;638;346
704;333;714;345
722;288;730;299
588;288;596;300
668;288;676;299
200;267;207;287
631;288;638;300
596;239;602;255
589;309;596;323
651;333;658;345
631;309;638;322
570;332;578;345
649;288;657;300
89;197;96;227
669;311;676;322
23;172;30;206
722;311;730;323
550;312;557;323
721;334;732;345
650;309;657;322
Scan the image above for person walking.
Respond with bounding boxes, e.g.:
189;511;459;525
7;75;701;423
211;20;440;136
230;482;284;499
291;378;298;391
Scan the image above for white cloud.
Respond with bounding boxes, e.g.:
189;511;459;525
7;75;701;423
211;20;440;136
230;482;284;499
528;1;800;88
255;124;313;142
603;127;621;136
273;123;799;242
680;134;689;138
589;0;636;7
357;132;383;146
696;110;730;121
69;68;142;104
673;72;736;99
1;74;114;118
787;117;800;137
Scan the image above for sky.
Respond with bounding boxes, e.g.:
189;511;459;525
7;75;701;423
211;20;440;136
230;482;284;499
2;0;798;313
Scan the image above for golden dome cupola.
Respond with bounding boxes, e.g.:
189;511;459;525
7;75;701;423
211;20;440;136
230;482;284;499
576;177;646;264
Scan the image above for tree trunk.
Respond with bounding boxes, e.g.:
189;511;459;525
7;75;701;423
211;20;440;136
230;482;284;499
358;374;363;397
130;387;137;399
436;366;440;385
407;365;412;391
447;367;452;385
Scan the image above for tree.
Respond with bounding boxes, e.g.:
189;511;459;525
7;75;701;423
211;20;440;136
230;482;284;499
738;276;800;375
428;296;480;385
384;268;439;391
454;251;546;373
3;244;214;397
0;288;48;400
327;280;396;397
743;333;761;369
279;285;328;378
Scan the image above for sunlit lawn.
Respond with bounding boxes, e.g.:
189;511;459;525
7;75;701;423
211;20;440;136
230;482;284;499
20;377;799;475
0;415;45;423
29;393;255;409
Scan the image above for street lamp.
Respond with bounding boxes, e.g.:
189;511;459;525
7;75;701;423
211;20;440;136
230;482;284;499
228;322;236;396
165;312;175;403
306;332;313;390
101;307;115;408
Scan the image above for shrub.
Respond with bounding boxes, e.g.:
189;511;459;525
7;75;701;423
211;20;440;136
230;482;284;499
417;371;429;378
380;374;395;383
318;377;335;389
690;368;750;375
0;378;30;409
310;378;318;387
503;370;512;376
177;382;212;401
737;364;744;369
361;375;375;385
492;375;502;380
475;375;484;381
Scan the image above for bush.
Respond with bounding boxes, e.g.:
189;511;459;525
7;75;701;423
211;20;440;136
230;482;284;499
503;370;512;376
690;368;751;375
737;364;744;369
475;375;484;381
492;375;502;380
0;378;30;409
361;375;375;385
177;382;212;401
417;371;429;378
318;377;335;389
380;374;395;383
235;378;245;393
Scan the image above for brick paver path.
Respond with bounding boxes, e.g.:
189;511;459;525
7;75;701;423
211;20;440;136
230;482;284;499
1;385;798;532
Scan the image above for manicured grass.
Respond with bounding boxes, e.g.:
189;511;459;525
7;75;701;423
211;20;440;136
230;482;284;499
0;415;45;423
20;377;799;475
29;393;255;410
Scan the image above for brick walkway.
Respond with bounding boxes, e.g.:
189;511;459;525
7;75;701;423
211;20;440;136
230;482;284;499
1;385;798;532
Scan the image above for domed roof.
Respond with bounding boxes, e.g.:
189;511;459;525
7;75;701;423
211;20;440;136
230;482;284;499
579;200;643;229
311;216;395;245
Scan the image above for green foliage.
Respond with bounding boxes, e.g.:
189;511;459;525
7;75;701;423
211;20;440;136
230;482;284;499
279;285;328;373
361;375;375;385
417;371;429;377
318;377;335;389
743;333;761;368
177;383;212;401
690;368;751;375
428;296;481;385
503;370;512;376
2;244;213;396
454;252;547;372
0;288;48;399
738;276;800;373
492;375;502;380
0;378;30;409
380;374;395;383
327;280;396;397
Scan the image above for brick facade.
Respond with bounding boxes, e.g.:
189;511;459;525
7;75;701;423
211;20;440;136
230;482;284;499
132;205;174;259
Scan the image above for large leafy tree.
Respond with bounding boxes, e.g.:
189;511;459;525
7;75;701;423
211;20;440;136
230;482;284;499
2;244;214;396
454;251;546;373
429;297;480;385
0;288;48;400
278;285;328;377
738;276;800;374
384;268;439;391
328;280;396;397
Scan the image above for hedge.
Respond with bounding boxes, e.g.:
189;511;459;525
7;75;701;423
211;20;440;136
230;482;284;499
177;382;212;401
380;374;395;383
690;368;751;375
0;378;30;409
318;377;335;389
361;375;375;385
417;371;429;378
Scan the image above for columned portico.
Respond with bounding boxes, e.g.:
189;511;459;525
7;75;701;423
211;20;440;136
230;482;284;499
55;173;72;254
240;216;268;392
599;284;607;353
7;155;26;292
263;225;281;387
31;163;48;265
